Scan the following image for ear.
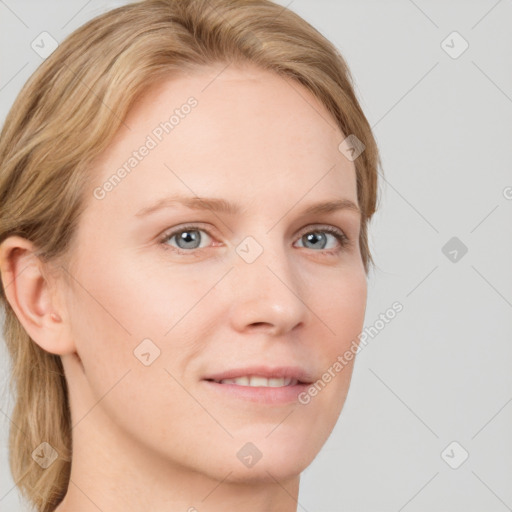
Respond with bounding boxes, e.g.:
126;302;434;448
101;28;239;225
0;235;75;355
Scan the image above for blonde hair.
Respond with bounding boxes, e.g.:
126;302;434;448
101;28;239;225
0;0;382;510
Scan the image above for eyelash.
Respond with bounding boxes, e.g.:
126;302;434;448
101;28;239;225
158;223;351;257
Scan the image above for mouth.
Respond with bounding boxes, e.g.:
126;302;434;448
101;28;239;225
201;366;315;404
204;376;306;387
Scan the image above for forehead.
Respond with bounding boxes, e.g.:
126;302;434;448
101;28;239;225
87;64;357;217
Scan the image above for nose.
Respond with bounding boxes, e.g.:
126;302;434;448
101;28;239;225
228;236;310;336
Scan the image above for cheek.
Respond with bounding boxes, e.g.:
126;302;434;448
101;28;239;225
308;269;366;404
69;251;194;339
63;256;194;433
65;251;212;396
317;267;367;347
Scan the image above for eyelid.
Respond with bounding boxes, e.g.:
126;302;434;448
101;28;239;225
296;223;343;237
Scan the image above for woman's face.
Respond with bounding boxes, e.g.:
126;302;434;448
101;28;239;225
60;63;367;482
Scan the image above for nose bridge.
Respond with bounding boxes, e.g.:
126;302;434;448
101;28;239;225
236;229;296;287
229;228;308;333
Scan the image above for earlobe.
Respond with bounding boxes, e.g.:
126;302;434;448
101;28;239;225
0;236;75;356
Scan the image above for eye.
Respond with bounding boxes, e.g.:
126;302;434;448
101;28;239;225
160;225;214;254
294;226;349;253
159;224;350;256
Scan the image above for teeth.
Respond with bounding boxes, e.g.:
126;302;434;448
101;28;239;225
218;376;298;387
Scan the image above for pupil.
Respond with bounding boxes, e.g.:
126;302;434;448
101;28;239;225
178;230;200;249
305;232;326;249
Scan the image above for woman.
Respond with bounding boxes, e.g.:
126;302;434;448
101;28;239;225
0;0;382;510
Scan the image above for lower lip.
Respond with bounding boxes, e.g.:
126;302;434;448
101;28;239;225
202;380;311;405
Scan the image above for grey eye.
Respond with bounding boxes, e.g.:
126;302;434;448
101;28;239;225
165;229;212;250
301;232;328;249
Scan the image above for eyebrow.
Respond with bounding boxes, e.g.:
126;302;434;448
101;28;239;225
135;195;361;218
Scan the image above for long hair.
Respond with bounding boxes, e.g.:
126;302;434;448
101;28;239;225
0;0;382;510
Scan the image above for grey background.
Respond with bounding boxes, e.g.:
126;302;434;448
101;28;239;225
1;0;511;511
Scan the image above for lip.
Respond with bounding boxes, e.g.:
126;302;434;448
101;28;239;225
202;380;312;405
201;365;315;405
202;365;315;384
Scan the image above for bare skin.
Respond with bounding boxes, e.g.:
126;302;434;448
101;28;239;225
0;62;367;512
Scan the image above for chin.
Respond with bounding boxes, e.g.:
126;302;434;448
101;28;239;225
218;457;310;484
216;430;322;482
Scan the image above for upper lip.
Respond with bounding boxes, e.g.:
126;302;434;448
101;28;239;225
203;365;315;384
